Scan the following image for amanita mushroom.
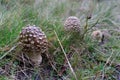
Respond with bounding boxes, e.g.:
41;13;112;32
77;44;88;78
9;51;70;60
91;30;111;43
64;16;81;33
19;25;48;66
91;30;103;42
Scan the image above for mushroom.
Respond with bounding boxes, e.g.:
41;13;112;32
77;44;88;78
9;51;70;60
64;16;81;33
91;30;103;42
91;30;111;43
19;25;48;66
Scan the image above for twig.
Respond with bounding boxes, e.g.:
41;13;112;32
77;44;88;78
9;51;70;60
54;30;78;80
101;50;114;80
18;67;30;79
45;52;59;74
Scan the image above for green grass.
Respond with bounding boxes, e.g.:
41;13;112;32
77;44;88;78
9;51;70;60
0;0;120;80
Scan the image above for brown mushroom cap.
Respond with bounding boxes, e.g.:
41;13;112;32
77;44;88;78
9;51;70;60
91;30;103;42
64;16;81;32
19;25;48;53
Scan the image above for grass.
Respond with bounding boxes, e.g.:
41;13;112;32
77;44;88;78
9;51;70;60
0;0;120;80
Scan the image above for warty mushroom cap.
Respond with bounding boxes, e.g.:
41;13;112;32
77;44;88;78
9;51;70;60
64;16;81;32
91;30;103;42
19;25;48;54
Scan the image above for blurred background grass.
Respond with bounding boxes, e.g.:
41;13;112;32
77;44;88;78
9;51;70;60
0;0;120;80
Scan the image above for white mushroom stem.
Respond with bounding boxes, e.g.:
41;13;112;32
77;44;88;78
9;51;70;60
26;52;42;66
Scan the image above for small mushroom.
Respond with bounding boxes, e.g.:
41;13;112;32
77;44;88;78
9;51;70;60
91;30;111;43
19;25;48;66
64;16;81;33
91;30;103;42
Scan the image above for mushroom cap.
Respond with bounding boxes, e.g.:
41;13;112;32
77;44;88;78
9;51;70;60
64;16;81;32
19;25;48;53
91;30;103;42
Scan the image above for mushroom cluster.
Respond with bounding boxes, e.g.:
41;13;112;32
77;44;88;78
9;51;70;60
19;25;48;65
64;16;81;33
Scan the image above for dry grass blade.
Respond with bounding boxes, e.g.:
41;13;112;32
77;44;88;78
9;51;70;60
45;52;59;74
54;30;78;80
0;43;19;60
104;50;114;68
101;49;114;80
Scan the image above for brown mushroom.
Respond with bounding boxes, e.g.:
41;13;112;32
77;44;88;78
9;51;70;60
91;30;103;42
91;30;111;43
64;16;81;33
19;25;48;66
